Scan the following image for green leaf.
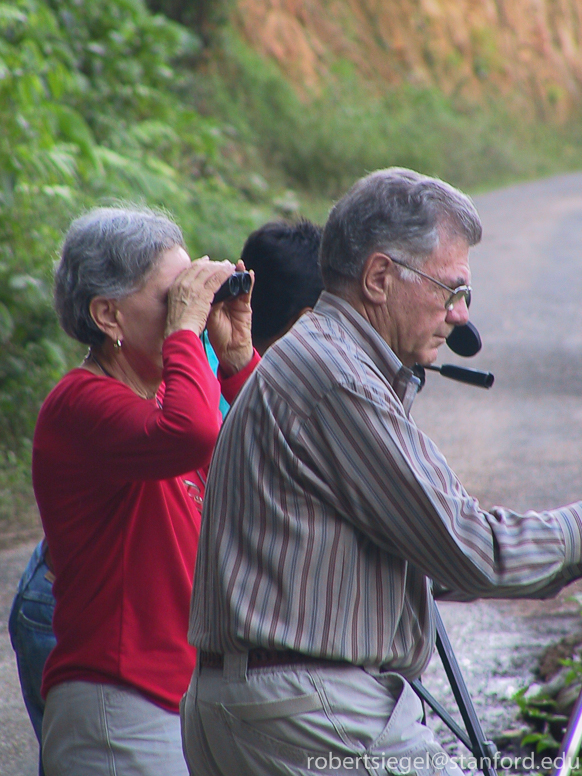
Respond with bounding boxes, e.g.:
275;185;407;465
8;273;48;307
40;338;66;370
40;184;74;201
0;301;14;343
521;733;544;746
0;4;27;30
49;104;102;173
9;274;43;292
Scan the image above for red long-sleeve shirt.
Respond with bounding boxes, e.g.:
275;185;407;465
33;330;258;711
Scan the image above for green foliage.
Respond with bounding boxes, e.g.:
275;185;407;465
144;0;233;46
201;33;582;197
0;445;40;542
0;0;265;533
514;687;566;753
510;603;582;768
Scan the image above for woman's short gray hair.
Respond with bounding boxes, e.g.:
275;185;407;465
319;168;482;287
55;206;185;347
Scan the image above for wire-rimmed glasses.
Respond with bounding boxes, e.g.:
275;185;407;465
390;257;472;311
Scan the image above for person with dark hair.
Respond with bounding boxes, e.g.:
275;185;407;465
181;168;582;776
30;205;258;776
241;220;323;355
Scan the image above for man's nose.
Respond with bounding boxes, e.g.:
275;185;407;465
445;298;470;326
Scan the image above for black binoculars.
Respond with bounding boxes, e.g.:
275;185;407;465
212;271;252;305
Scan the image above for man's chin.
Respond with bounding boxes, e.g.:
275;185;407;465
417;349;439;367
406;343;442;367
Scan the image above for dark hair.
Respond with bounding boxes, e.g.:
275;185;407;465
319;167;482;289
54;206;184;347
241;220;324;349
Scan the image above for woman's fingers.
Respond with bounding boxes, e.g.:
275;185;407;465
166;258;235;336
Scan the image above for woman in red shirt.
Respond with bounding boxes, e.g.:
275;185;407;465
33;206;258;776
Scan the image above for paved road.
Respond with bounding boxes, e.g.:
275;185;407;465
407;171;582;758
1;540;43;776
3;172;582;773
414;172;582;513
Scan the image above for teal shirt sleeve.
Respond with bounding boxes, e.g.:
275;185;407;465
202;331;230;418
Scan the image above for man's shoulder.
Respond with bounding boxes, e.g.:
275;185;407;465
257;310;390;407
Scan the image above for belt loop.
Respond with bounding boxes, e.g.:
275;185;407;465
223;652;248;682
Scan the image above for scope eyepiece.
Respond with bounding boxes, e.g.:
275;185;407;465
212;271;252;305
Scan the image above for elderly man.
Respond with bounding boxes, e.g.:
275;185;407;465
181;168;582;776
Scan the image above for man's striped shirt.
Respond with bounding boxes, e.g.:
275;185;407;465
189;292;582;679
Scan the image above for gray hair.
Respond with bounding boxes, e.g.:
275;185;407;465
319;167;482;288
54;206;185;347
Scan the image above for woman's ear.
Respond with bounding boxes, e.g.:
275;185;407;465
89;297;119;340
361;253;391;305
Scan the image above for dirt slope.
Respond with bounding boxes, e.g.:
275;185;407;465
234;0;582;118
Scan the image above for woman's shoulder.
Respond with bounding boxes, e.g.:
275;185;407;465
39;368;135;420
44;366;107;396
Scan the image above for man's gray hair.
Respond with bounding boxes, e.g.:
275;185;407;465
319;168;482;287
54;206;185;347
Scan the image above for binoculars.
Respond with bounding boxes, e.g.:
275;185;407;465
212;271;252;305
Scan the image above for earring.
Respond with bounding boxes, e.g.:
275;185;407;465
113;337;122;352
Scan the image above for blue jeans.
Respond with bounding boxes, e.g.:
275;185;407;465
9;539;56;776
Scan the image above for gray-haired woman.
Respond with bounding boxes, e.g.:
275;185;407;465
32;206;258;775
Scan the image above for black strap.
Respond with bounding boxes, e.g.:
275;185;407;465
412;603;498;776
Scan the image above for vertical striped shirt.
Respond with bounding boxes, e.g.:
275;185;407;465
189;292;582;680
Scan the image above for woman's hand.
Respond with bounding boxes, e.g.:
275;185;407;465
165;257;235;338
206;260;254;377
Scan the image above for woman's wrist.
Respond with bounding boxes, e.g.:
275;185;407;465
164;317;205;339
217;344;254;377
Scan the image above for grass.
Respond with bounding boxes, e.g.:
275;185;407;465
0;448;43;548
195;33;582;201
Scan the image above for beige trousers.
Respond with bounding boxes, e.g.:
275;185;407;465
43;681;188;776
180;655;465;776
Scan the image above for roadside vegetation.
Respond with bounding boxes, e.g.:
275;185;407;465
3;0;582;543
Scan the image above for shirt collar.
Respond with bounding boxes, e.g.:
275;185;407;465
314;291;421;414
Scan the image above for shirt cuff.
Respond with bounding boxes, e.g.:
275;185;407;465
554;503;582;569
218;349;260;405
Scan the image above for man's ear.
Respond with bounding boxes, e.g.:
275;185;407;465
361;253;391;305
89;297;119;340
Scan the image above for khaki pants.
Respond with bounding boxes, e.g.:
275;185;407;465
180;655;464;776
43;681;188;776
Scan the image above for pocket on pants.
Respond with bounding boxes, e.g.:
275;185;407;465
210;702;329;775
196;666;397;776
196;669;354;776
303;665;400;753
365;672;461;776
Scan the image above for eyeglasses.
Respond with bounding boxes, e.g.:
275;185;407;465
389;257;472;311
